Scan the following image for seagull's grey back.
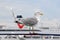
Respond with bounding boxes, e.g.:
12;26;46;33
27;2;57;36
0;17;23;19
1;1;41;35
21;17;38;26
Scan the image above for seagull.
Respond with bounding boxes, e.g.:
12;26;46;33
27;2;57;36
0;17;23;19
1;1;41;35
18;11;43;33
11;8;43;33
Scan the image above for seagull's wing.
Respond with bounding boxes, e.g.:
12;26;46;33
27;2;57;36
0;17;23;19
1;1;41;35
21;17;38;26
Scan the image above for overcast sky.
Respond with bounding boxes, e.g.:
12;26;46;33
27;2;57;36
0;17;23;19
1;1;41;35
0;0;60;23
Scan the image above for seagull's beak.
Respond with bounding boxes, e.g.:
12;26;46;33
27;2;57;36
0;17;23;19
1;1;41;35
39;13;43;16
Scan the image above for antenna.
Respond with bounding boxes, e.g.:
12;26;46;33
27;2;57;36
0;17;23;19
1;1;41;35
10;8;16;21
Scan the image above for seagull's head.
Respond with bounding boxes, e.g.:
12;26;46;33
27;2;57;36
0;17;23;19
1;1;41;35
34;10;43;22
34;11;43;22
34;11;43;16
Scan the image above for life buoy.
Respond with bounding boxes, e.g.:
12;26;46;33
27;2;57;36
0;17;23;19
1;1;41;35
17;23;24;29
